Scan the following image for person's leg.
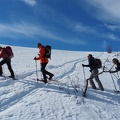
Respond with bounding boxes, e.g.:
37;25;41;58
0;65;3;75
6;59;15;78
94;69;104;91
42;62;54;80
117;79;120;90
89;70;96;89
41;63;47;83
0;59;6;75
45;70;54;80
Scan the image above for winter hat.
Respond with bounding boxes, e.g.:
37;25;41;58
37;43;42;47
112;58;119;63
0;46;2;50
88;54;92;57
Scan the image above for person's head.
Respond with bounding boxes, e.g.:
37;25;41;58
87;54;93;59
0;46;2;51
112;58;119;64
37;43;42;48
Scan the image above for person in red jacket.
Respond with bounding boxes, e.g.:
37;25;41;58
0;46;15;79
34;43;54;83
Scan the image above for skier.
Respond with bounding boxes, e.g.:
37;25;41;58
0;46;15;79
34;43;54;83
82;54;104;91
110;58;120;92
110;58;120;73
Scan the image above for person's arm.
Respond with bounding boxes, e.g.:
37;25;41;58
110;66;120;73
36;47;45;60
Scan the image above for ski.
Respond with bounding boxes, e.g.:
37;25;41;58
33;78;59;84
0;75;17;80
36;79;45;82
114;90;120;93
49;79;59;82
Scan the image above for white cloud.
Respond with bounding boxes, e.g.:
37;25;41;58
0;22;86;45
20;0;37;6
0;23;58;39
84;0;120;23
106;34;118;41
59;38;87;46
100;32;119;42
73;22;96;34
104;23;120;31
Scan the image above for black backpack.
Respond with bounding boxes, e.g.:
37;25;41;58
94;58;102;69
43;45;51;59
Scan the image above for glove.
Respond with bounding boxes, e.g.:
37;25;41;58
34;57;36;60
82;64;84;67
89;70;92;72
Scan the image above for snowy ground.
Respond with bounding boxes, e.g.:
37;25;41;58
0;44;120;120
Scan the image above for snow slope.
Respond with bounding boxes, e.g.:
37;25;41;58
0;45;120;120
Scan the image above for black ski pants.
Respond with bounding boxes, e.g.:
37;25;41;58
0;58;15;78
0;65;3;75
41;63;53;82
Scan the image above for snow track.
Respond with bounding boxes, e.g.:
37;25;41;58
0;47;120;120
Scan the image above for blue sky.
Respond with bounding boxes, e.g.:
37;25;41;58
0;0;120;51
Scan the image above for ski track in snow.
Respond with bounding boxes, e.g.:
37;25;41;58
0;46;120;120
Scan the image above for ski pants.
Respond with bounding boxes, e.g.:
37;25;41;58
41;63;53;82
89;68;104;90
0;65;3;75
0;58;15;78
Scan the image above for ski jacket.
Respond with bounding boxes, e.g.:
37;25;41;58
110;62;120;73
116;62;120;71
0;48;11;60
36;45;48;63
84;57;97;71
112;62;120;73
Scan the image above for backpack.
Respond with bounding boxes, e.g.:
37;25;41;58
94;58;102;69
43;45;51;59
5;46;14;59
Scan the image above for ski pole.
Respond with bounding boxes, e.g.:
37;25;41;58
117;72;120;79
110;73;118;92
103;54;110;67
82;66;86;86
109;64;115;71
82;66;88;97
35;60;39;81
83;79;89;97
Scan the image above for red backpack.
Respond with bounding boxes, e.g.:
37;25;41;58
5;46;14;59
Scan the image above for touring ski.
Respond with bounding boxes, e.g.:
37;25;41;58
0;75;17;80
33;78;59;84
114;90;120;93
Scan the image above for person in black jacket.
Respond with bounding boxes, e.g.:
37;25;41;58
82;54;104;91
